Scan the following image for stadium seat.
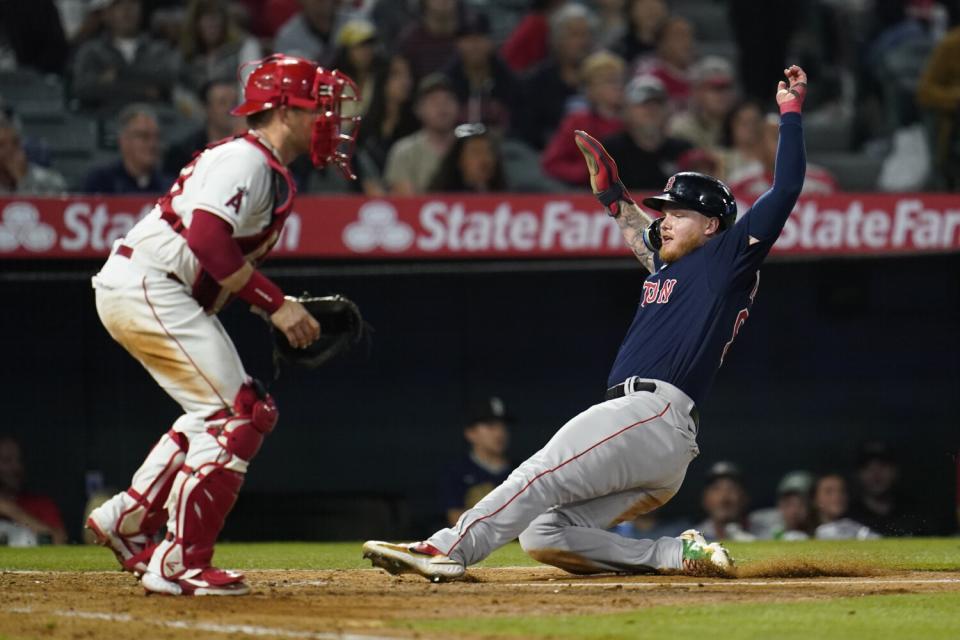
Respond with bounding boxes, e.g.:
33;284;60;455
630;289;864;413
672;1;732;43
809;152;883;191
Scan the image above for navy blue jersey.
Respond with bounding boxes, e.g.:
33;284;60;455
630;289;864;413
608;113;806;408
440;454;513;514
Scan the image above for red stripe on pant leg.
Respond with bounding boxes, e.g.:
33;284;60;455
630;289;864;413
141;277;230;409
445;402;671;557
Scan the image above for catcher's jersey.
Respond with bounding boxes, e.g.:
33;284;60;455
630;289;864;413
116;133;295;312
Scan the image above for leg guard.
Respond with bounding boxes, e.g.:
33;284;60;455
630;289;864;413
147;382;277;581
87;429;189;574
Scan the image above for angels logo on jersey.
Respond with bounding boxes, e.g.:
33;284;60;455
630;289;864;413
225;187;247;214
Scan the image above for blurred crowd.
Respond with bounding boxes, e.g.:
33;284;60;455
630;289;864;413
614;442;955;541
441;400;957;542
1;0;960;197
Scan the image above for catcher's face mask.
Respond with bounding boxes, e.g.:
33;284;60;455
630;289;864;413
233;55;362;178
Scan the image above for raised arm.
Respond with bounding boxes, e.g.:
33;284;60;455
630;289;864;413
747;65;808;246
574;131;657;272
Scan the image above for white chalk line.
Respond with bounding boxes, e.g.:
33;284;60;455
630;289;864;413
498;577;960;589
3;607;396;640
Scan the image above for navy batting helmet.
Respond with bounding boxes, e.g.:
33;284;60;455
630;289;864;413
642;172;737;230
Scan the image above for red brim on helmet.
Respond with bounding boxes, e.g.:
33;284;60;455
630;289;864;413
230;101;275;117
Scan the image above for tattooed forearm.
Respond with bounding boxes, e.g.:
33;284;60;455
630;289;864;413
615;201;656;272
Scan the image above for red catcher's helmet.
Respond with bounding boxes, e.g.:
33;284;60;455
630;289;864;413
232;54;362;178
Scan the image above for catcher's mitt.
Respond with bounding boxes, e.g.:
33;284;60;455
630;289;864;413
273;294;365;369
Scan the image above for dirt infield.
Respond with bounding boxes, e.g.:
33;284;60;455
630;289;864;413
2;567;960;640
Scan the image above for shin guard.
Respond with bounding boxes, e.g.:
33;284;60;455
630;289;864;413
150;382;277;580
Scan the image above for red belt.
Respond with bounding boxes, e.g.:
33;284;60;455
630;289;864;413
115;244;184;285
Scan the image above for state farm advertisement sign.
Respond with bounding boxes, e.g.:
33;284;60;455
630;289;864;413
0;194;958;259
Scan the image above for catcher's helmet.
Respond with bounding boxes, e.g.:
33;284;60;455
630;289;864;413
232;54;361;177
641;172;737;230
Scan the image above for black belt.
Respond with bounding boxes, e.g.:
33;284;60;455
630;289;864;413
605;380;700;429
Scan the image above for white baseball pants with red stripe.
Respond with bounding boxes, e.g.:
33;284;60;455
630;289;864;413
427;380;700;573
91;253;247;566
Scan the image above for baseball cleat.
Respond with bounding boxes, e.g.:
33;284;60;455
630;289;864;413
362;540;465;582
678;529;733;572
141;567;250;596
85;511;155;577
574;129;634;217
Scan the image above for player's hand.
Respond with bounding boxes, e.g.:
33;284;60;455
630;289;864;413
271;298;321;349
776;65;807;114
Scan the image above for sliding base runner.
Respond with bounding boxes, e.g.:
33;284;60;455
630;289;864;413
363;65;810;581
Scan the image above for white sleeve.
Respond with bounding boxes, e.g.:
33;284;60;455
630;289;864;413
181;145;273;232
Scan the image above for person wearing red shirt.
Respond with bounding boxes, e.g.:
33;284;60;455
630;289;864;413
542;51;625;186
634;16;695;109
0;435;67;545
500;0;566;73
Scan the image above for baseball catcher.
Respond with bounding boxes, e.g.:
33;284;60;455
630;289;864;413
363;66;808;581
87;55;361;596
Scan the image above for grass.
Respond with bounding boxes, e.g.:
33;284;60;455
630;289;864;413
403;593;960;640
1;538;958;572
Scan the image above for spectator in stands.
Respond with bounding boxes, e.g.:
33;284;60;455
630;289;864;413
916;22;960;190
383;74;459;195
353;55;419;196
813;472;878;540
163;79;243;175
717;99;765;182
730;114;838;199
594;0;628;49
83;104;170;193
521;3;597;150
848;441;932;536
667;56;736;151
0;435;67;546
235;0;300;39
274;0;343;65
0;115;67;195
695;461;755;541
440;397;513;527
0;0;69;74
500;0;566;74
329;20;384;118
178;0;262;98
750;471;814;541
613;0;668;67
600;75;691;190
71;0;179;112
428;123;506;192
396;0;461;81
369;0;418;52
443;11;524;136
542;50;625;187
634;16;695;108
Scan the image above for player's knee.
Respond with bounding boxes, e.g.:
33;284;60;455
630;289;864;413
519;513;567;553
203;380;278;463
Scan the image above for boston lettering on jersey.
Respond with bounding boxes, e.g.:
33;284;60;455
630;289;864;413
608;112;806;409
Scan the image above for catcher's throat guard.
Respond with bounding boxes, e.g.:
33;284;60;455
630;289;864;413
273;294;366;370
233;54;362;178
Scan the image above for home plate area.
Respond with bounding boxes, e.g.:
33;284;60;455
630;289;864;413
2;567;959;640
